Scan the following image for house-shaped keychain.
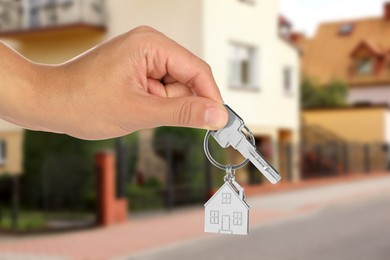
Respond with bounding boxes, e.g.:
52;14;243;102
204;180;249;235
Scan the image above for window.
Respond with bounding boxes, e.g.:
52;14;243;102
0;1;24;30
228;42;258;89
356;58;373;75
27;0;75;28
238;0;255;5
0;140;6;165
339;23;354;35
233;212;242;226
210;210;219;224
283;67;292;93
222;193;231;204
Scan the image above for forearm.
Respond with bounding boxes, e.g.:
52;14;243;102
0;27;227;140
0;42;33;123
0;41;48;130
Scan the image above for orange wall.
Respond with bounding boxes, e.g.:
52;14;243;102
303;107;386;143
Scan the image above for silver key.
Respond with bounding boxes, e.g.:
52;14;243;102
211;105;281;184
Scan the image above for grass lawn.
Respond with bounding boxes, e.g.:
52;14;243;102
0;209;94;231
0;210;45;231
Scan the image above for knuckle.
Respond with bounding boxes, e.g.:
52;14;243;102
132;25;156;33
126;26;157;42
199;60;212;74
124;26;161;55
203;62;212;73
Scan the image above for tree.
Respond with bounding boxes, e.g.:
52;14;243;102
22;131;94;209
153;127;205;185
301;77;348;108
22;130;138;210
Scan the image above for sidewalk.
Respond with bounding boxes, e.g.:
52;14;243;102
0;173;390;260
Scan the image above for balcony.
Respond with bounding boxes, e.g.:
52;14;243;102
0;0;106;40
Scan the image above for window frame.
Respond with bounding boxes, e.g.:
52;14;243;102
222;192;232;204
356;57;374;75
233;212;243;226
210;210;219;224
339;23;354;35
228;41;259;91
283;66;294;94
238;0;256;5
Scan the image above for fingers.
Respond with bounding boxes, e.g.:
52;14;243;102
165;45;223;102
147;78;194;98
162;74;176;85
165;82;194;97
144;95;228;130
138;28;224;103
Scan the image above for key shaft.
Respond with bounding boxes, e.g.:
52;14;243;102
211;105;281;184
235;138;281;184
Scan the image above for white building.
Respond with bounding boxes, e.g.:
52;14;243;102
0;0;300;182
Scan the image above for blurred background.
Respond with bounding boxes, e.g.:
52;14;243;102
0;0;389;259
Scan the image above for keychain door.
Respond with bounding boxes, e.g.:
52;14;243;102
220;215;232;234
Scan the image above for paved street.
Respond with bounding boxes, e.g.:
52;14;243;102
126;184;390;260
1;174;390;260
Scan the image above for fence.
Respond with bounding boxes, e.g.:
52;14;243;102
1;129;389;233
126;131;296;211
0;155;96;233
127;131;219;211
301;141;390;179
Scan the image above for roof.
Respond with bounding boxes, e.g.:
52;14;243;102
349;40;385;58
278;15;301;51
298;17;390;87
204;182;250;209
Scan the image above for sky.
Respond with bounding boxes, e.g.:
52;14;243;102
279;0;388;37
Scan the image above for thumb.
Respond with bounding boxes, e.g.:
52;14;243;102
150;96;228;129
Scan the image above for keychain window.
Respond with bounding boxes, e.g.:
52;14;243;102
222;193;231;204
233;212;243;226
210;211;219;224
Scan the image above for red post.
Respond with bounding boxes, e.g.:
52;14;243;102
96;151;128;226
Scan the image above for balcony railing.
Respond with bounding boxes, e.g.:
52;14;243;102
0;0;106;36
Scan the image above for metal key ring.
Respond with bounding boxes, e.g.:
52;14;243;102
203;126;256;171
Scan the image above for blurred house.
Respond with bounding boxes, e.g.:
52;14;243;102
298;2;390;143
297;2;390;106
0;0;300;183
296;2;390;176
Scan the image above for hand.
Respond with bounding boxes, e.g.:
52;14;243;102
0;26;228;140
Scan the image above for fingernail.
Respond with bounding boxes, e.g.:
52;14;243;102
204;105;228;129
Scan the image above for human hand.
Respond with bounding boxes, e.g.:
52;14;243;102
0;26;228;140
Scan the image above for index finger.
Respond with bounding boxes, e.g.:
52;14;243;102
148;33;224;103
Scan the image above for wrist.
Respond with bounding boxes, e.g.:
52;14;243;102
0;55;64;133
26;63;68;133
